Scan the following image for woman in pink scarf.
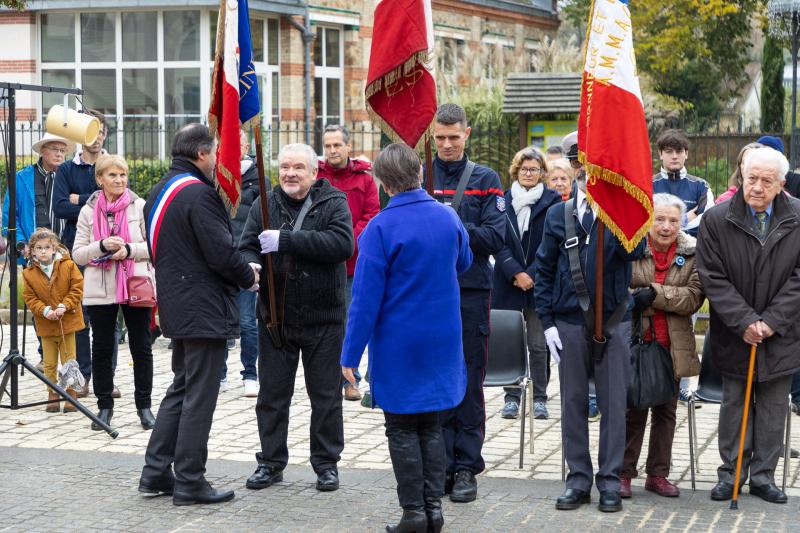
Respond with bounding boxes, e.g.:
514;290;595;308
73;154;155;431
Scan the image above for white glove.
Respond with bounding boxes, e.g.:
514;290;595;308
259;230;280;254
247;262;261;292
544;326;562;364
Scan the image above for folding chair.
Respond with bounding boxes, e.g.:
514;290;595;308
485;309;529;468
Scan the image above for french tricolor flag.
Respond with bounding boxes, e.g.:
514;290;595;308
209;0;260;215
579;0;653;252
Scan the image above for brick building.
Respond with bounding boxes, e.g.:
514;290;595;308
0;0;558;158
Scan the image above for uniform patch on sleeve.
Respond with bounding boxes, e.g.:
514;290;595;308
496;196;506;212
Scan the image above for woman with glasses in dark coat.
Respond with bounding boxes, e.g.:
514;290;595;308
492;147;562;420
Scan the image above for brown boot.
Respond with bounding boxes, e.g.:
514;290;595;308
63;388;78;413
45;391;60;412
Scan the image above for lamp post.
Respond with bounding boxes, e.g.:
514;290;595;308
769;0;800;169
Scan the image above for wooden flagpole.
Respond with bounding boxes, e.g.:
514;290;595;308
424;137;434;195
253;121;282;346
594;220;605;342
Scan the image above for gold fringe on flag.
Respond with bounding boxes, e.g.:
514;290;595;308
579;150;654;253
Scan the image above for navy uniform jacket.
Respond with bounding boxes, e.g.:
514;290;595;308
533;192;644;330
426;156;505;290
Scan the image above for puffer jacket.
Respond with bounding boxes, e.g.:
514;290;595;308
22;248;85;336
72;190;154;305
317;158;379;277
630;232;704;378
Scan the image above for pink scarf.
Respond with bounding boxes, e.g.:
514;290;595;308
92;190;134;303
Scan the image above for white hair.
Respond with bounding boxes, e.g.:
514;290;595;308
279;143;318;171
652;193;686;216
742;147;789;182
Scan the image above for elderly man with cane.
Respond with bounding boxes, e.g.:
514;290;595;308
697;146;800;505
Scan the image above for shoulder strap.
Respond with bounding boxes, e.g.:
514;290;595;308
450;160;476;213
564;201;591;312
565;201;628;336
292;194;314;232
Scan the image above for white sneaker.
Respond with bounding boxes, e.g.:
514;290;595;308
243;379;259;398
219;379;229;393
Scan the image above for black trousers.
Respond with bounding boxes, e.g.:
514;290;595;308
142;338;226;490
88;304;153;410
385;411;446;510
255;322;344;473
441;289;490;475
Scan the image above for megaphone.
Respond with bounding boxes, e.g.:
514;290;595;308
45;94;100;146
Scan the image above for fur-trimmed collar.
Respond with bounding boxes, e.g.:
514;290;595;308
642;231;696;258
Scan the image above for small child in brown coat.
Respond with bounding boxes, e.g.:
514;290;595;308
22;228;85;412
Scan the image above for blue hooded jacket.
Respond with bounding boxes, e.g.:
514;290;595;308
341;189;472;414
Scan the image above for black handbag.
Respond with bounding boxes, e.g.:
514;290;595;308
627;313;678;410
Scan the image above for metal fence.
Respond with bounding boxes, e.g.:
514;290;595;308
1;118;794;199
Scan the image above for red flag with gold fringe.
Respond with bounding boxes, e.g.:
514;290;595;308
365;0;437;149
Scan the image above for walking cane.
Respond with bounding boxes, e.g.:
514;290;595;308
730;343;757;510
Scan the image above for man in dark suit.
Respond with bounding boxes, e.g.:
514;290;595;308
138;123;258;506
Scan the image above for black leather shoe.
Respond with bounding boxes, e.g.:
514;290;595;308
138;473;175;496
444;472;454;495
90;408;113;431
137;408;156;430
173;482;235;506
246;464;284;490
750;482;788;504
424;499;443;533
316;469;339;491
598;490;622;512
449;470;477;503
555;488;590;510
710;481;733;501
386;509;427;533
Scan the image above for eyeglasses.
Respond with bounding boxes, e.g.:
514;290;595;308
519;167;544;175
43;146;67;154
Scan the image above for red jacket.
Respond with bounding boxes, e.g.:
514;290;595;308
317;158;380;276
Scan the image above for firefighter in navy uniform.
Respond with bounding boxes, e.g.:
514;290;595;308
427;103;506;503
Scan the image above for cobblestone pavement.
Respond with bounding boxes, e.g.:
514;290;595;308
2;326;800;531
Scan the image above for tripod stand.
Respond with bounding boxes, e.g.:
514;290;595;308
0;82;117;438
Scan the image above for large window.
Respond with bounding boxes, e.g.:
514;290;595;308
40;9;281;157
313;25;344;154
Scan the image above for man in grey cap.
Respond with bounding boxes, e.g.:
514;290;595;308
3;132;74;258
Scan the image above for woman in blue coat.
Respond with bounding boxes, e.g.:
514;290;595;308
492;147;562;421
341;143;472;533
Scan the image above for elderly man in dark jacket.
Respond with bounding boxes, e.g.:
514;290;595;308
240;143;354;493
697;147;800;505
138;123;258;506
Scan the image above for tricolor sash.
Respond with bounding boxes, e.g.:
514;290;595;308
147;173;203;261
